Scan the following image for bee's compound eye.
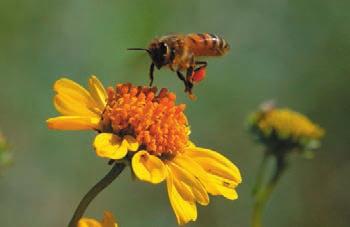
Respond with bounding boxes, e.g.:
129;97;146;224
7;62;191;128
150;42;168;69
159;42;168;56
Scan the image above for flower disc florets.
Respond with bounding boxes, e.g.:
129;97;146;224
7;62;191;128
101;83;189;156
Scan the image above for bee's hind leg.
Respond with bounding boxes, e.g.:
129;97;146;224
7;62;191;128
149;63;155;86
185;67;196;100
186;66;194;90
194;61;207;71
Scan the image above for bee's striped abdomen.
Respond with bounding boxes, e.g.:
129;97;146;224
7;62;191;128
186;33;230;56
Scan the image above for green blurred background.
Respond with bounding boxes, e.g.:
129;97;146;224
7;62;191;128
0;0;349;226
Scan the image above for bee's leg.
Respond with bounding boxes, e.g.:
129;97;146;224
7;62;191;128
185;66;194;94
149;63;155;86
176;71;188;90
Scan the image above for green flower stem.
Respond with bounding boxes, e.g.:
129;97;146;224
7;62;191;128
251;155;287;227
252;152;270;196
68;162;125;227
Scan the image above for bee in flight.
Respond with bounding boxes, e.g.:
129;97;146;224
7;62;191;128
128;33;230;99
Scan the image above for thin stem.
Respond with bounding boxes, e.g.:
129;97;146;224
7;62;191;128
68;163;125;227
252;152;270;197
251;155;287;227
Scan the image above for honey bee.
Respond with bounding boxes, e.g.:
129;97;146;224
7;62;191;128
128;33;230;99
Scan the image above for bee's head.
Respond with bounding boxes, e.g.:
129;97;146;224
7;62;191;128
147;41;170;69
128;41;172;69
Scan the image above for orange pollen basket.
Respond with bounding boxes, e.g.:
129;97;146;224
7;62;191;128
102;83;189;156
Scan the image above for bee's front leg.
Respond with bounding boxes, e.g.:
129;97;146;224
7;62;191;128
149;63;155;86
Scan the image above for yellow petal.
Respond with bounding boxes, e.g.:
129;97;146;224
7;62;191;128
185;146;242;184
208;174;239;200
53;78;103;116
78;211;118;227
172;176;195;202
131;150;166;184
187;141;196;148
172;154;221;196
54;94;98;117
46;116;100;130
88;75;108;111
93;133;128;160
78;218;102;227
166;167;197;225
184;146;242;199
122;135;139;152
54;78;94;104
193;156;240;183
168;160;209;205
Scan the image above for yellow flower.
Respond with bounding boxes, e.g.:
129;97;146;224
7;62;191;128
47;76;242;225
248;105;325;151
78;211;118;227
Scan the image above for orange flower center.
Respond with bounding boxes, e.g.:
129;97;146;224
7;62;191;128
101;83;189;156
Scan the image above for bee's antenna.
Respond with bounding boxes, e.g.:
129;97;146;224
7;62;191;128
127;48;151;54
